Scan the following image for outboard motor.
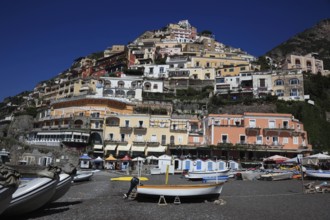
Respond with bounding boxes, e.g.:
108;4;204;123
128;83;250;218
123;176;140;198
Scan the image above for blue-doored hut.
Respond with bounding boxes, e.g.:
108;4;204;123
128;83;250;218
193;158;205;171
79;154;92;169
182;158;194;172
228;160;239;170
216;160;227;170
204;159;216;171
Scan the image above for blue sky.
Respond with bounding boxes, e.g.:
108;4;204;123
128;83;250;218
0;0;329;102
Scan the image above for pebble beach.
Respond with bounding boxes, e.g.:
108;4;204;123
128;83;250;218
4;171;330;220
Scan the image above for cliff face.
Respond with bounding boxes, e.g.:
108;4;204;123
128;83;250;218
266;19;330;69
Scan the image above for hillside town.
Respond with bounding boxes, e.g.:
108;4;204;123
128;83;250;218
0;19;328;167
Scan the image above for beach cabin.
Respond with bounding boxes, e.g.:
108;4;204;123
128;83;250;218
174;158;182;171
193;159;205;171
228;160;239;170
182;158;194;172
157;155;174;174
216;160;227;170
205;159;216;171
79;154;92;169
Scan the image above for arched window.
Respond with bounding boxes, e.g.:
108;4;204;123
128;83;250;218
103;89;114;96
274;79;284;86
295;59;301;65
117;81;125;88
144;82;151;91
289;78;299;85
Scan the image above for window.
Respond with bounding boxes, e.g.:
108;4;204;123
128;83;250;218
283;138;288;144
149;67;154;74
268;120;275;128
206;62;210;67
109;133;113;140
196;61;200;67
256;136;262;144
170;135;175;144
275;90;284;96
125;120;129;127
289;78;299;85
249;119;256;128
290;88;299;97
239;135;246;144
221;135;228;143
259;78;266;87
240;67;246;71
153;84;158;89
193;137;199;143
275;79;284;86
293;137;299;145
161;135;166;145
160;67;164;73
121;134;125;142
138;121;143;127
273;136;278;145
229;68;234;72
283;121;289;129
160;122;165;128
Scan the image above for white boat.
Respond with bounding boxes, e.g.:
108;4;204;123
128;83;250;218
73;172;93;182
202;176;229;183
136;182;224;202
306;170;330;179
0;165;20;215
240;170;263;181
260;172;293;181
186;169;230;180
2;176;58;216
48;173;73;203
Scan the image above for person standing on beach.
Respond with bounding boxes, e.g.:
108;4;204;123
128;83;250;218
123;176;140;199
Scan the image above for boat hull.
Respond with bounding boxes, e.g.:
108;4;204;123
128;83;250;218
306;170;330;179
136;183;224;202
2;177;58;216
73;172;93;182
260;172;293;181
0;185;17;215
48;173;73;203
187;169;230;180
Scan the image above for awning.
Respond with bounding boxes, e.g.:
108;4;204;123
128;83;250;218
146;146;166;153
73;132;82;136
94;144;103;150
117;144;131;151
37;132;62;136
131;146;146;152
82;133;90;136
105;144;117;151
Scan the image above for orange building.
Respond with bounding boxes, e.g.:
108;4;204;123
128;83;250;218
204;113;311;160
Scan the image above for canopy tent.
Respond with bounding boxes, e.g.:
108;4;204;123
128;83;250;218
146;155;159;160
79;154;91;160
132;157;145;162
94;156;104;162
264;155;290;164
121;155;131;161
105;154;117;161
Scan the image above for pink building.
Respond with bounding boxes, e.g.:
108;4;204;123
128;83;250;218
204;113;311;160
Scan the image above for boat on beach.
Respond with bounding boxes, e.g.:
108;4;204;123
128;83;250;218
202;175;229;183
48;173;73;203
73;171;94;182
186;168;230;180
0;165;20;215
136;182;224;202
260;171;293;181
2;166;59;216
306;169;330;179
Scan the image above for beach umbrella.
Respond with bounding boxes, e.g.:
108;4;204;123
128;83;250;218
306;153;330;160
121;155;131;161
146;155;159;160
264;155;289;163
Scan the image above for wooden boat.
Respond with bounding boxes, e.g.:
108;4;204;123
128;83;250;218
306;170;330;179
48;173;73;203
260;171;293;181
73;172;93;182
2;171;58;216
136;182;224;202
110;176;149;181
0;165;20;215
186;169;230;180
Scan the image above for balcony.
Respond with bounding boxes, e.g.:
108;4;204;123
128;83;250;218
133;140;146;145
120;126;133;134
147;141;160;146
263;126;294;136
245;127;261;136
133;126;147;135
170;128;187;133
